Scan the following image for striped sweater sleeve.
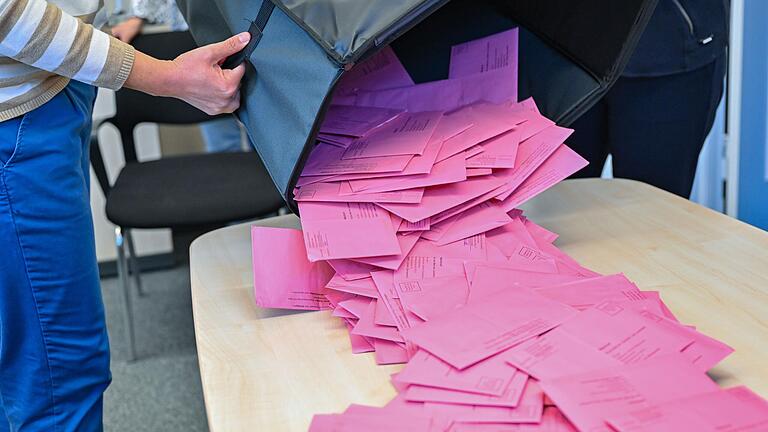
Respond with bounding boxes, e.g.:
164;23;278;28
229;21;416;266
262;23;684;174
0;0;135;90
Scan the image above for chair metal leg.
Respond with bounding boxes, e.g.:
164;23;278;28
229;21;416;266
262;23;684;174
115;227;138;361
125;229;145;297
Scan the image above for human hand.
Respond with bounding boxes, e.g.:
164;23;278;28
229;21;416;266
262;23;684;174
166;32;250;114
125;32;251;115
111;17;144;43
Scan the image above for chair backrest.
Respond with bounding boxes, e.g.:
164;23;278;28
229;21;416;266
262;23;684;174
104;31;228;163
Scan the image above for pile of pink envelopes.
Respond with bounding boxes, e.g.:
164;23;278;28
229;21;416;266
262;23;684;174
250;29;768;431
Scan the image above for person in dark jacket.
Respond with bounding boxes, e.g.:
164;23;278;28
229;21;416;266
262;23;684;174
568;0;729;198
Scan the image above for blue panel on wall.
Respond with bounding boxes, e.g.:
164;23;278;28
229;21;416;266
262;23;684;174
738;0;768;229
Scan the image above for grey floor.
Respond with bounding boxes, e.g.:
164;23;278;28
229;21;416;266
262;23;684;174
100;266;209;432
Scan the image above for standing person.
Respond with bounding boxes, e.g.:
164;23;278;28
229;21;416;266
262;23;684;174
567;0;728;198
110;0;247;153
0;0;250;429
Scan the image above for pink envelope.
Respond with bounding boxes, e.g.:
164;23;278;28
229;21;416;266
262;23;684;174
394;234;488;283
428;171;513;225
327;259;379;281
535;240;601;278
503;327;622;381
491;126;573;202
346;404;450;432
399;218;431;232
405;370;528;408
467;168;493;177
511;97;540;114
557;301;695;365
540;355;720;432
533;274;642;311
401;282;577;369
465;145;485;159
349;152;468;193
505;242;560;273
513;112;557;142
325;273;378;298
327;112;474;182
351;67;518;113
614;296;681;321
250;227;335;310
449;28;519;82
350;300;403;343
351;231;422;270
522;218;559;244
434;202;513;246
374;294;397;326
353;77;464;112
634;291;679;321
436;103;523;162
606;386;768;432
298;202;401;261
480;242;560;275
342;111;444;159
332;305;357;319
465;264;583;301
320;105;403;137
396;349;518;396
371;270;420;331
378;175;508;223
679;327;734;371
421;213;462;242
465;130;520;169
347;326;375;354
308;412;434;432
334;46;414;95
487;216;538;250
500;144;589;212
318;135;356;149
296;181;424;204
394;275;470;321
324;290;357;308
296;173;338;187
448;407;577;432
302;143;413;176
423;380;543;424
337;296;373;318
374;339;409;365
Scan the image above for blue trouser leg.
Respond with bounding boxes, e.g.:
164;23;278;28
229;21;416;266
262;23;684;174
0;81;110;431
199;116;245;152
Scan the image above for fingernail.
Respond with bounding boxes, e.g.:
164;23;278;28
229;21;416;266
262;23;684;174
238;32;250;44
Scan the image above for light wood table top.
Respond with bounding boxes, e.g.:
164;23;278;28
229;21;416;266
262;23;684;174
189;178;768;432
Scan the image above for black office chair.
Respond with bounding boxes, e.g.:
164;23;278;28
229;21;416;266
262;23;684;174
91;32;285;360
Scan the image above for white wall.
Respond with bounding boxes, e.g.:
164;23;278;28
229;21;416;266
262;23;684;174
91;89;173;262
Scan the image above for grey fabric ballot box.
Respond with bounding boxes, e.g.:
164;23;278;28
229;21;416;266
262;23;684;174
176;0;658;212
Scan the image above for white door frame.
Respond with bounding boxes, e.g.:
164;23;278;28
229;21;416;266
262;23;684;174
726;0;744;217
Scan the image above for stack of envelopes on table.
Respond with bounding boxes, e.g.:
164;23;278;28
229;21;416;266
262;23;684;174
249;29;768;432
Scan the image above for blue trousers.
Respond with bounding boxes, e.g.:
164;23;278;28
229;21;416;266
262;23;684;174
199;116;245;153
0;81;110;430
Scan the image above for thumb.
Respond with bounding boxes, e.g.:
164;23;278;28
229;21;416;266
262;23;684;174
205;32;251;63
222;62;247;85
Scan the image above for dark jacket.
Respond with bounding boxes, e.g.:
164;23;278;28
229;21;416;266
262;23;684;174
623;0;729;77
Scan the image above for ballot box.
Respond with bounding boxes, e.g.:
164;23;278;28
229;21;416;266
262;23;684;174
176;0;657;211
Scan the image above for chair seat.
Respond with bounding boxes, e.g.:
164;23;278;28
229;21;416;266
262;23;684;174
106;152;284;228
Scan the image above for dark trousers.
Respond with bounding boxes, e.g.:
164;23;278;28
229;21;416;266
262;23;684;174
567;55;726;198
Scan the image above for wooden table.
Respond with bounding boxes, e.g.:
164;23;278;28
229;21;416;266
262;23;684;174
189;178;768;432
